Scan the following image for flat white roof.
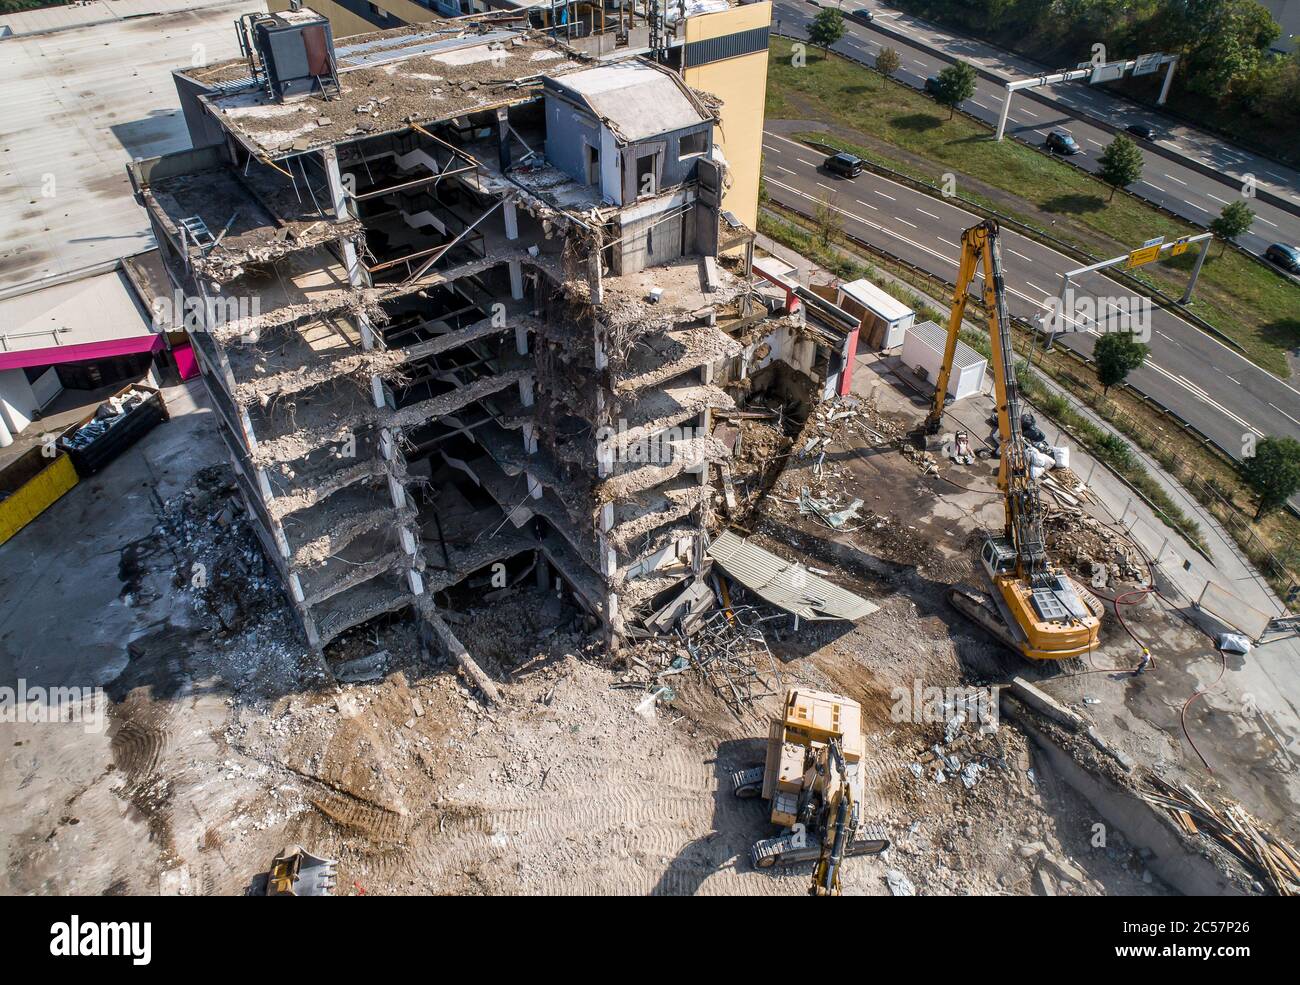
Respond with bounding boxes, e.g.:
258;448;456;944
553;62;708;142
838;278;914;323
0;269;155;367
907;320;986;370
0;0;258;291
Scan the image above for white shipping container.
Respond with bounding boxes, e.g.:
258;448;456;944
836;278;915;349
901;320;988;402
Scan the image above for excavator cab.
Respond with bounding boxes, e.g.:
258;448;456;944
980;538;1018;579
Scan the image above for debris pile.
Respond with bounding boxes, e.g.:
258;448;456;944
616;605;782;720
62;388;152;449
1044;507;1144;583
153;464;286;635
1146;776;1300;896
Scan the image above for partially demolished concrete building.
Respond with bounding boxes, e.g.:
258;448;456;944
128;10;856;659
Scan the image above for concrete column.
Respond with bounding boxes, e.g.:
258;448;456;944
588;230;603;304
503;199;519;241
509;258;524;300
515;322;529;356
535;553;550;591
388;474;407;509
322;146;350;221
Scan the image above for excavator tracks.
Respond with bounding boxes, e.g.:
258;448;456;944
948;584;1024;653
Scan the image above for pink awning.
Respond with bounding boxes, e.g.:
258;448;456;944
0;333;164;372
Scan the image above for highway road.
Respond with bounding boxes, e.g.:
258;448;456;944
772;0;1300;260
760;128;1300;464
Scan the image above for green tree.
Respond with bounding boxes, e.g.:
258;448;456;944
813;192;842;247
808;9;845;54
1242;436;1300;520
1209;200;1256;254
876;45;901;79
932;61;978;119
1093;331;1150;394
1096;134;1144;201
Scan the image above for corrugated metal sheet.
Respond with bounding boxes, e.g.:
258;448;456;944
707;530;878;621
684;26;771;68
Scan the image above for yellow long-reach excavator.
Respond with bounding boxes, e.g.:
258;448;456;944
923;220;1102;661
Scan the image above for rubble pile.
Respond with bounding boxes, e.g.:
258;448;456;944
615;605;781;721
154;464;287;635
1044;507;1144;583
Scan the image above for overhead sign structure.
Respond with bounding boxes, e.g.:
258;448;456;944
1089;62;1127;85
1047;233;1213;345
1132;52;1164;77
995;52;1179;141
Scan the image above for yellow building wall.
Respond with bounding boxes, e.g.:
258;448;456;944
683;2;771;234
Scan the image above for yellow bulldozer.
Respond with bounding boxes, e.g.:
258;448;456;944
733;687;890;895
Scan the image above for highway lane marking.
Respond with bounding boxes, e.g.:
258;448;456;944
816;182;835;191
1227;376;1242;385
1255;216;1277;228
797;158;817;168
896;217;917;229
873;190;896;201
1008;249;1033;262
938;237;959;249
1164;174;1186;185
1184;200;1207;212
758;132;1300;406
1020;107;1038;118
917;207;941;220
1023;281;1047;294
1206;193;1230;205
855;199;879;210
1086;138;1104;147
1270;403;1300;427
1142;181;1167;194
777;165;796;175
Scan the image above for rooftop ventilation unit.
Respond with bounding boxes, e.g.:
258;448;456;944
237;8;339;103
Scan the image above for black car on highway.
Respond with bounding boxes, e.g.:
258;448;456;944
825;152;865;177
924;75;942;95
1045;129;1081;155
849;8;874;24
1265;243;1300;274
1124;123;1157;141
